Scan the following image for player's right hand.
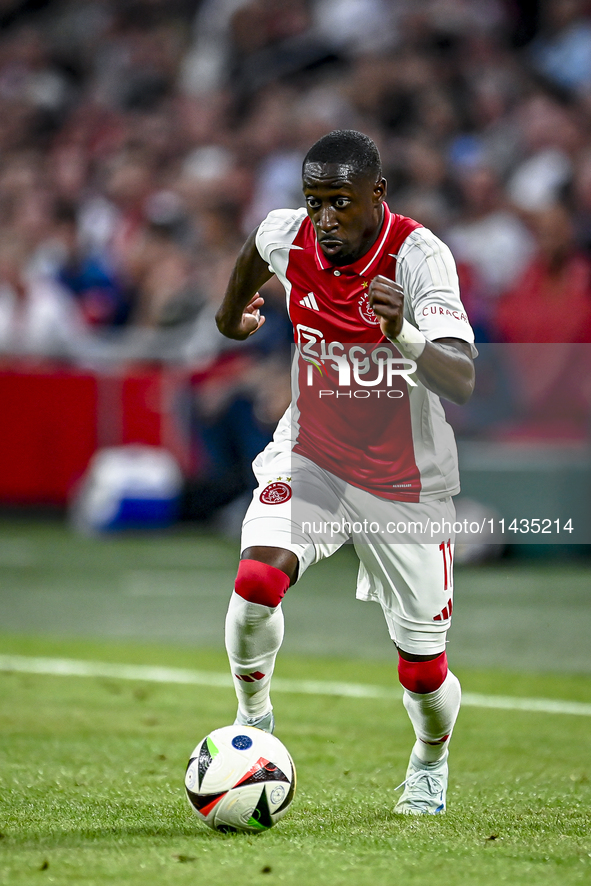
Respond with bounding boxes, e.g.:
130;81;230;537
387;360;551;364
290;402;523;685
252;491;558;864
238;294;266;338
216;293;266;339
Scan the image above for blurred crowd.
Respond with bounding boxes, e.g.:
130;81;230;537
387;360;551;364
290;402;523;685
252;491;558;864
2;0;591;506
2;0;591;351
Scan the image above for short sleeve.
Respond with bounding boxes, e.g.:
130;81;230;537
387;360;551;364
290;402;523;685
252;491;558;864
255;208;307;269
397;228;477;355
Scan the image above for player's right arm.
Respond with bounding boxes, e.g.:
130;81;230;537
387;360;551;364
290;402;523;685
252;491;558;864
215;228;274;340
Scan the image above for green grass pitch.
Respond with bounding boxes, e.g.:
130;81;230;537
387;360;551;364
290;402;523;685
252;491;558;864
0;521;590;884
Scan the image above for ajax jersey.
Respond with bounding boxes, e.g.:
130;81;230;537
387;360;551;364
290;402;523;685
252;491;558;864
255;203;475;503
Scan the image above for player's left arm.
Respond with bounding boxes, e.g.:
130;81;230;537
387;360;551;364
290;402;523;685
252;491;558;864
415;336;475;405
368;276;475;405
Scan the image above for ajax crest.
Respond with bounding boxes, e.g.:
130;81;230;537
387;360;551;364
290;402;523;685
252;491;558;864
358;292;380;326
260;482;292;505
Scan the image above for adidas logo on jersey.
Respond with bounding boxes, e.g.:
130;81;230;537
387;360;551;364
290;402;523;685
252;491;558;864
299;292;319;311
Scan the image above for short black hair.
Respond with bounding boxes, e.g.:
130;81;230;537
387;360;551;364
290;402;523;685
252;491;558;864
303;130;382;181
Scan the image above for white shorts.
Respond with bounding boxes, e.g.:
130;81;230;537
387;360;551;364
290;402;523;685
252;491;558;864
241;441;456;655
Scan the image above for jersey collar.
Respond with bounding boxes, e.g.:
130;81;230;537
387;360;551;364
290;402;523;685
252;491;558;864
313;203;393;277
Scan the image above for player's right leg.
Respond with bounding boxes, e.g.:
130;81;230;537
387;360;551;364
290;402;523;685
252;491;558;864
226;548;296;733
225;447;346;732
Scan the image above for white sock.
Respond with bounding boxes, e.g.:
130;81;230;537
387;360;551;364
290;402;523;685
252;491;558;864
403;670;461;764
224;590;284;720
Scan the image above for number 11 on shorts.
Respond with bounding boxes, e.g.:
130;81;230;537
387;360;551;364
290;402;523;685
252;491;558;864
439;539;453;591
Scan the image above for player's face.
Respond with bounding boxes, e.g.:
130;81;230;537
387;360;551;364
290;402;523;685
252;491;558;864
302;163;386;266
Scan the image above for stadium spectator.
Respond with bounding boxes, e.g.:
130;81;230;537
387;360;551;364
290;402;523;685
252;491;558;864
0;232;88;358
529;0;591;94
445;163;535;334
494;202;591;344
493;202;591;439
571;149;591;254
47;200;130;328
507;92;582;212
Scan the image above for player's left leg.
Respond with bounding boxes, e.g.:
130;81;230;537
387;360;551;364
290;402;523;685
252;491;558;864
351;495;460;813
394;646;461;815
397;647;461;766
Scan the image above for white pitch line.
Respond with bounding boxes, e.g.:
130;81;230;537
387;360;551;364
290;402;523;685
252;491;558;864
1;655;591;717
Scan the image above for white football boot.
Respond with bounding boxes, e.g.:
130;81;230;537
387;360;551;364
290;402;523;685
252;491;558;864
394;749;448;815
234;709;275;734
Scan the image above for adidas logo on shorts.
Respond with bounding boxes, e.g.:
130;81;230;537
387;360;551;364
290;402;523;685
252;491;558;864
433;598;453;621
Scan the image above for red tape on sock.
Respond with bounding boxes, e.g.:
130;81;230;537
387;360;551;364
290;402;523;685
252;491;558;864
398;651;448;694
234;559;290;608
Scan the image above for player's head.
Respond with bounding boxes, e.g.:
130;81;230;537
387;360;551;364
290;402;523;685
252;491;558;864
302;130;386;266
302;130;382;182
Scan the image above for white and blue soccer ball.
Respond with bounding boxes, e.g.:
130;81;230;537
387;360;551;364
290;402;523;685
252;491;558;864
185;725;296;833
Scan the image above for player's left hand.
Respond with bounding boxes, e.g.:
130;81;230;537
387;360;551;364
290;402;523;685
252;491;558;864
368;275;404;341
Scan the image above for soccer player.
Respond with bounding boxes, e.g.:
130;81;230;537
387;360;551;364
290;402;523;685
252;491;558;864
215;130;476;815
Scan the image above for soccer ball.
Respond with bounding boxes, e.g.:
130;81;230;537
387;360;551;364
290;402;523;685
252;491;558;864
185;725;296;833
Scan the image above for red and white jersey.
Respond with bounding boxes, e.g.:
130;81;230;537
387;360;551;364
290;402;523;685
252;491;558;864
255;203;475;503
